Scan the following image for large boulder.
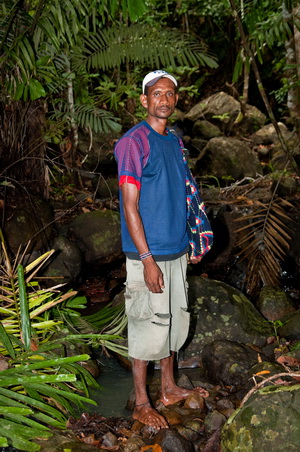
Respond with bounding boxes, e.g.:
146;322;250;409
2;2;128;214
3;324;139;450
192;120;223;139
278;310;300;340
180;277;272;367
69;209;122;263
202;340;261;387
194;137;262;182
185;92;265;134
221;385;300;451
250;122;293;145
42;236;83;286
257;285;297;321
4;198;54;253
185;92;240;125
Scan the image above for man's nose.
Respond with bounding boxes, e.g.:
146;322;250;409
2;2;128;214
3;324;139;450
159;94;169;104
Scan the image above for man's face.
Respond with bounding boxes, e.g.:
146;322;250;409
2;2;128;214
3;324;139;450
140;78;178;120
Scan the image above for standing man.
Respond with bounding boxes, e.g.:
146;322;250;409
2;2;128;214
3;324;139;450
115;70;209;430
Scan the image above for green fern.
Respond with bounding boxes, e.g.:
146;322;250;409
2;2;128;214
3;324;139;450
76;23;218;72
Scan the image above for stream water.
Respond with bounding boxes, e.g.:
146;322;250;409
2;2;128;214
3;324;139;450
88;354;133;419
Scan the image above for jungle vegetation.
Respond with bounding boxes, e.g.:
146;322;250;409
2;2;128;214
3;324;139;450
0;0;300;449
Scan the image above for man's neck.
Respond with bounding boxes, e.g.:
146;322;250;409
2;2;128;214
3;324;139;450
146;117;168;135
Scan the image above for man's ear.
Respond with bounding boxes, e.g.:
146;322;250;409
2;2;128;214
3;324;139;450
140;94;148;108
175;93;179;106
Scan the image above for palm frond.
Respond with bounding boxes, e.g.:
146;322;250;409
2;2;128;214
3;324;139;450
235;197;295;298
76;23;218;72
50;102;122;133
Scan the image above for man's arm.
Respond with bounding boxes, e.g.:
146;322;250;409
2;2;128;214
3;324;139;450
121;183;164;293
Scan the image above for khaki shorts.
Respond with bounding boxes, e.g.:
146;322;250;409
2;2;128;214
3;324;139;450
125;254;190;361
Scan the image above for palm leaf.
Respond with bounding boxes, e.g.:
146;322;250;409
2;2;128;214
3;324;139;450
76;23;218;71
235;197;294;298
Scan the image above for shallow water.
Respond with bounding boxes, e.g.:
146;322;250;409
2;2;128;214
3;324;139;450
88;354;133;418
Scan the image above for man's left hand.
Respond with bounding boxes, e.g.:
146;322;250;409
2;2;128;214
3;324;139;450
189;256;202;264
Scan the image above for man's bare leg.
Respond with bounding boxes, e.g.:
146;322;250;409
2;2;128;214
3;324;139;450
132;358;168;429
160;352;209;406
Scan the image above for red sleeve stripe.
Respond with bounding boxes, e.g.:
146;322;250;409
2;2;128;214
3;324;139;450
119;175;141;190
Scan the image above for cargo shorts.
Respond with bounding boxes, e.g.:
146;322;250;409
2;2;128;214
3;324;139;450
125;254;190;361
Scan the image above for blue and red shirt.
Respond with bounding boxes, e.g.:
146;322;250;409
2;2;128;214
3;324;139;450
114;121;189;260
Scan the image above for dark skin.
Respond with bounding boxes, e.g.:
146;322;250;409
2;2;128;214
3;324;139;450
121;78;208;430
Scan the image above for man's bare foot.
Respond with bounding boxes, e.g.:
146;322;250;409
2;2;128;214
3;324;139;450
160;385;209;406
133;402;169;429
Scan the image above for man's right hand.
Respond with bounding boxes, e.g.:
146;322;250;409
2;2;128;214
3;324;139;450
143;258;164;293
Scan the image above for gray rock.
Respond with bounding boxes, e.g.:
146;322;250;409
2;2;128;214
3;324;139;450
93;176;119;199
185;91;265;134
42;236;82;285
69;209;122;263
257;285;296;321
192;119;223;139
278;310;300;340
250;122;292;145
180;277;271;367
185;91;240;124
153;428;194;452
4;198;54;253
204;410;227;435
248;361;286;382
221;385;300;451
194;137;262;182
122;436;146;451
202;340;260;387
190;138;208;157
271;176;298;196
236;104;266;134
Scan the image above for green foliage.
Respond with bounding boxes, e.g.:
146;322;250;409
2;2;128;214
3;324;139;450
77;23;218;71
0;232;127;450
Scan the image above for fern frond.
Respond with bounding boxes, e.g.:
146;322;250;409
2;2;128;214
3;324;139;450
76;23;218;72
50;103;121;134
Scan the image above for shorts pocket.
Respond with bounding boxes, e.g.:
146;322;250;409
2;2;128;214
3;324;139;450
124;282;153;320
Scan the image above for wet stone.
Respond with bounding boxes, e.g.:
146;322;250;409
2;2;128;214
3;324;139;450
216;398;235;411
153;428;194;452
102;431;118;448
204;410;227;435
177;373;194;389
122;436;146;451
174;423;202;442
183;392;205;410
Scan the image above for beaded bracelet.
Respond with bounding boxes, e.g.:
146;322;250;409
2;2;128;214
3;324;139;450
139;251;152;261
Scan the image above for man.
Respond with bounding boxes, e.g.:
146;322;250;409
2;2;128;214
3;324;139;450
115;70;209;430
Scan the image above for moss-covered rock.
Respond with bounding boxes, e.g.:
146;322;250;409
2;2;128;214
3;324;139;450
221;384;300;451
69;209;121;263
181;277;272;367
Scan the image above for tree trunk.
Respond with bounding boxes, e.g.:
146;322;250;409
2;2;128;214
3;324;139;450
283;1;300;139
0;100;48;198
64;57;80;187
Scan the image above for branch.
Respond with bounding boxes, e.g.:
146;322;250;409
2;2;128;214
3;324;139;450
241;371;300;407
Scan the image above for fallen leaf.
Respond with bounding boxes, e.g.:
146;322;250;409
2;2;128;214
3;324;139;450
277;355;300;367
141;446;163;452
253;370;271;376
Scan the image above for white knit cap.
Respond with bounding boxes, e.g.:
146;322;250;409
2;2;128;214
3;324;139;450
142;70;177;94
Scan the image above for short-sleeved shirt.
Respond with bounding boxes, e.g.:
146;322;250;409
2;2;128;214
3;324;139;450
114;120;189;261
